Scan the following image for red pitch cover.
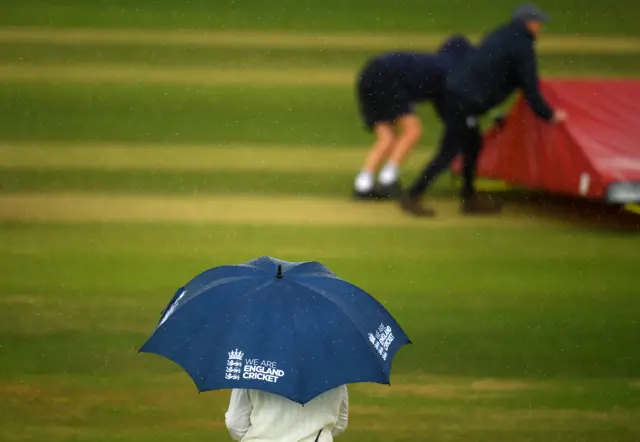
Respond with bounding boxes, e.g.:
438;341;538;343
451;79;640;203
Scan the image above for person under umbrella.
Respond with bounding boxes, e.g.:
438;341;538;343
225;385;348;441
140;256;410;442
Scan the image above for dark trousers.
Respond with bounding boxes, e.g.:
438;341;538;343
408;95;483;200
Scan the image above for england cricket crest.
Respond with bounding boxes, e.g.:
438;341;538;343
368;323;395;361
225;349;244;380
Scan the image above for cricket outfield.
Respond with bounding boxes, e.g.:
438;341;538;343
1;4;639;441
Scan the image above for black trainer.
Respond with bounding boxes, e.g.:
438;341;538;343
352;188;387;201
377;181;403;200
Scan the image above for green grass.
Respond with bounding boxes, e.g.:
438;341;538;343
0;82;444;145
1;0;638;36
0;82;365;145
1;222;639;378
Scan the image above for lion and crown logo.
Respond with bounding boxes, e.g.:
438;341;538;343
225;349;244;380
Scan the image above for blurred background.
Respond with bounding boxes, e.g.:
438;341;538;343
0;1;639;441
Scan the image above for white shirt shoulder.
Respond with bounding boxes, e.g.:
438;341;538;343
225;386;348;441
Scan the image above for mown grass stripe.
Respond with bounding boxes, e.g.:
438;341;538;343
0;27;639;53
0;64;357;86
0;192;551;228
0;143;433;172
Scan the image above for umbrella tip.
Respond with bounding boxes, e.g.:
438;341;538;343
276;264;283;279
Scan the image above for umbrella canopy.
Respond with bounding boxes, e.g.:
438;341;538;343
140;256;411;404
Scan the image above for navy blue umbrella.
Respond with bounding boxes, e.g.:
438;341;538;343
139;256;411;404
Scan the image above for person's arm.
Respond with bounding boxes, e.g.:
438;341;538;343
331;387;349;437
515;41;554;122
225;389;252;441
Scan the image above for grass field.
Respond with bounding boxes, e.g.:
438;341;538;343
1;1;639;441
1;0;639;35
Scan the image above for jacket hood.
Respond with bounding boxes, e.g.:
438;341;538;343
437;35;474;58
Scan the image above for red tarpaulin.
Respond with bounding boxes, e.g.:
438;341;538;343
451;79;640;203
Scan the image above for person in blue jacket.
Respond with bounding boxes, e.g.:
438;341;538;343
400;3;567;216
352;35;475;200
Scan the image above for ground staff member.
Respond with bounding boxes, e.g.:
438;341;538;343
400;3;567;216
353;36;475;200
